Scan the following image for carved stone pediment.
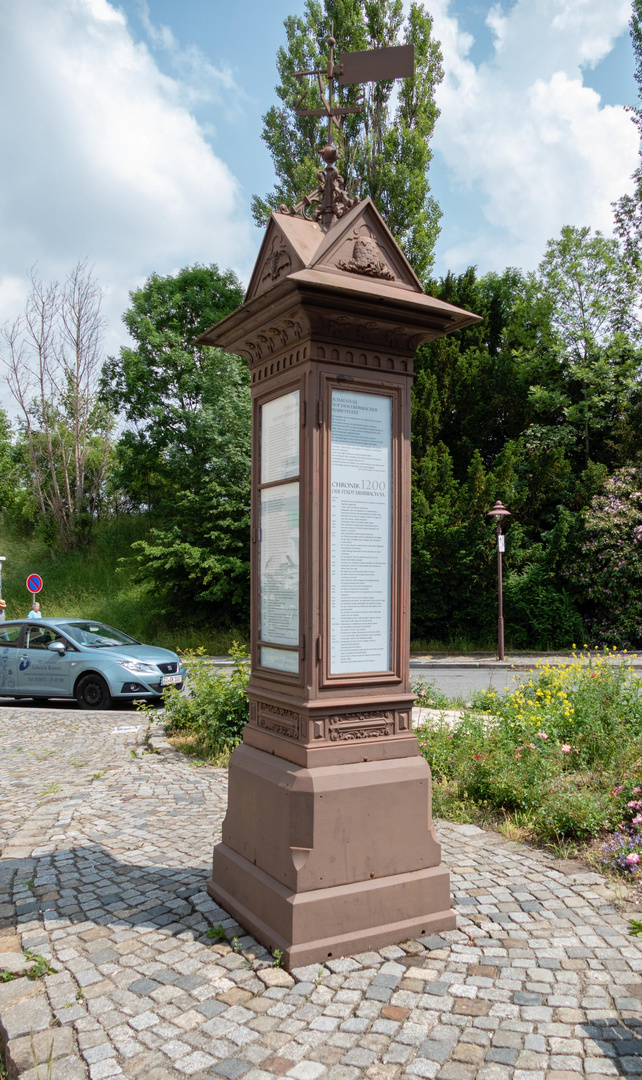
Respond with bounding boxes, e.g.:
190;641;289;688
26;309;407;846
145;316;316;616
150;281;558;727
337;228;395;280
310;199;423;293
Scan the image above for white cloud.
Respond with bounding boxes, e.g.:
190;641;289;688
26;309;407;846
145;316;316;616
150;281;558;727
429;0;640;272
0;0;255;369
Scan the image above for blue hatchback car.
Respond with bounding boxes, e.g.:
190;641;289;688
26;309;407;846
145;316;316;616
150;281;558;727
0;618;186;709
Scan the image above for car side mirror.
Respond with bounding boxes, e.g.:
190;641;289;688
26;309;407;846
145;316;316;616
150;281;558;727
47;641;66;655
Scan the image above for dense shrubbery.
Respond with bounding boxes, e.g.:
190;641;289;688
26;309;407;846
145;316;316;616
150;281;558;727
416;652;642;851
162;647;250;762
568;465;642;647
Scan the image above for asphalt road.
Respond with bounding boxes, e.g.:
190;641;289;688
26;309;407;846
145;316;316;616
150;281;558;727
0;659;538;710
2;652;636;710
409;662;527;701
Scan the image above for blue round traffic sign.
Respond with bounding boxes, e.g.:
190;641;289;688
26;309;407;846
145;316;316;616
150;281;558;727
26;573;43;594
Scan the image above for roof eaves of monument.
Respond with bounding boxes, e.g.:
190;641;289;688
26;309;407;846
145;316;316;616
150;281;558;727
310;197;424;294
194;276;300;348
289;269;482;334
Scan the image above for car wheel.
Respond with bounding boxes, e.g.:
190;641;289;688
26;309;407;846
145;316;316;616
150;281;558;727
75;674;112;710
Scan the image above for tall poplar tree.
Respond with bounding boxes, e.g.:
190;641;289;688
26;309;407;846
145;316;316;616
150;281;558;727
613;0;642;267
252;0;444;281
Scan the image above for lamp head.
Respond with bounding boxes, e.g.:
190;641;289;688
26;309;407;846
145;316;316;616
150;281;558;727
487;500;510;523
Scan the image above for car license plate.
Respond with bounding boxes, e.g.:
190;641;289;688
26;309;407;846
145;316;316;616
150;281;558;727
161;674;182;686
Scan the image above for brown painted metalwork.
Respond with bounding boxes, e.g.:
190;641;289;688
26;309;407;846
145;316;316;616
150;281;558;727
280;30;415;228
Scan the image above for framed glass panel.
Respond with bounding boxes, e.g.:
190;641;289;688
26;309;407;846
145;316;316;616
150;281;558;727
259;646;299;674
261;390;300;484
330;390;392;675
259;482;299;647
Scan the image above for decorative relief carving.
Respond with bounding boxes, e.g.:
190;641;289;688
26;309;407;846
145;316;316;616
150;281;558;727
307;310;411;356
260;237;292;283
328;711;394;742
244;319;304;363
256;704;300;739
337;230;395;281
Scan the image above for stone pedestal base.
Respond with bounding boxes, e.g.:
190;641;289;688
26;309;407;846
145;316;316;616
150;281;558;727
207;743;455;967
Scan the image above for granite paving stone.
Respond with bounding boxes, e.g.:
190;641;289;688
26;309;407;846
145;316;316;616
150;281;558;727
2;708;642;1080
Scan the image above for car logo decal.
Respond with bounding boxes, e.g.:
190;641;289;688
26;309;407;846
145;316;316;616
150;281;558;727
19;659;31;671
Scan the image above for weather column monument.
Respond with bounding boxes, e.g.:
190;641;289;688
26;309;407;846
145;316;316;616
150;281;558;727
196;33;480;967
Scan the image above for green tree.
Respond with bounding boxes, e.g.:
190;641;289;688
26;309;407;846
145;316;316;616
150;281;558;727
129;360;252;625
253;0;443;280
0;408;22;517
103;265;251;626
613;1;642;268
535;225;640;468
102;263;244;509
564;463;642;647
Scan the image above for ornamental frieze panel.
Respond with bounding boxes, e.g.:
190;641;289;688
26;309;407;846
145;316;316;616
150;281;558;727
243;318;305;363
256;703;300;740
307;310;412;353
327;711;394;742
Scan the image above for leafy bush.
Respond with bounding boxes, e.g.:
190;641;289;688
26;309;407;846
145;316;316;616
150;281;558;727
162;646;249;760
416;652;642;843
533;788;614;841
566;464;642;647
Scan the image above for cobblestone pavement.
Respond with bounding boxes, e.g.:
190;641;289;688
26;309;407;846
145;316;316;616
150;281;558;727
1;707;642;1080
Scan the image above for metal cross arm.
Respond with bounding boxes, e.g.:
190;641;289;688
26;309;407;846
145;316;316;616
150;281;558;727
284;32;415;227
294;38;414;128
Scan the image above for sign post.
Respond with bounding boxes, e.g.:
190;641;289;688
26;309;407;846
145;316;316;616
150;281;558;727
196;33;481;967
0;556;5;600
487;502;511;661
26;573;43;611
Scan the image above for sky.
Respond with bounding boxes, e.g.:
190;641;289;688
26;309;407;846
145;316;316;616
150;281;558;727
0;0;639;366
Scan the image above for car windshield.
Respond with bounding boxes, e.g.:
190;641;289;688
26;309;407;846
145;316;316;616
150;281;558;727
64;622;139;648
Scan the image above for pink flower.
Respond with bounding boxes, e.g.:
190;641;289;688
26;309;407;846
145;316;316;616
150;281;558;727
633;815;642;826
537;731;548;739
561;744;571;753
528;743;536;750
516;752;522;759
627;801;642;809
626;853;640;865
634;787;641;794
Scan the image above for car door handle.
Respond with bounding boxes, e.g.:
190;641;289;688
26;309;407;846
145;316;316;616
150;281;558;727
19;655;28;660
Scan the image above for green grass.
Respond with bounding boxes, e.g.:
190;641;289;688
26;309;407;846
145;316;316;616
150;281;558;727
0;518;248;655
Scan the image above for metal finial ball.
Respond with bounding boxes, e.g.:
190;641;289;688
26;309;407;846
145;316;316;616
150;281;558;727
328;35;336;46
321;144;338;164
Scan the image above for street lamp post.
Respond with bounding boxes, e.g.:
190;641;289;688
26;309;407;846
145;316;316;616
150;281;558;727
487;501;511;661
0;556;5;600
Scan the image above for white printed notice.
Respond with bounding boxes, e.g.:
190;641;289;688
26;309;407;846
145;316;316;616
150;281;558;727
330;390;392;674
260;483;299;647
259;390;300;673
261;390;299;483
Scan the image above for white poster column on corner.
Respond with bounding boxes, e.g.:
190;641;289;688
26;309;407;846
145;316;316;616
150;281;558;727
330;389;392;675
259;390;300;674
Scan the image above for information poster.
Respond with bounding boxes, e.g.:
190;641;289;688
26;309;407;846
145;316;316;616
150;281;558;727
259;389;300;673
330;390;392;674
259;483;299;647
261;391;299;483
